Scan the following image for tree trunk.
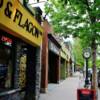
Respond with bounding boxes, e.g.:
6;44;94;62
91;39;97;90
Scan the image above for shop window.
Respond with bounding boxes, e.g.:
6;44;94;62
18;44;27;89
0;35;13;91
19;53;27;88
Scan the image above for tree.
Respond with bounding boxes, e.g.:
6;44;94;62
44;0;100;90
72;38;84;68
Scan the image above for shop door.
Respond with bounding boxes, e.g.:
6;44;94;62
48;51;58;83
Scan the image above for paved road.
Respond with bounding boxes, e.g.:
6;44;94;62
39;77;80;100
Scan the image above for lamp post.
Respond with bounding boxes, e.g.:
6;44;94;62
83;48;91;87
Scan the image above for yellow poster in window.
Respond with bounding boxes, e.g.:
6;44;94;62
19;54;27;88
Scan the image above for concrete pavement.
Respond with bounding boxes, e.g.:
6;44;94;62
98;89;100;100
39;72;100;100
39;77;80;100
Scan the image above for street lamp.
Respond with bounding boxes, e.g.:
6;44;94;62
83;48;91;87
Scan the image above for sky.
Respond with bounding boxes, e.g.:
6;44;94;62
29;0;47;18
29;0;46;9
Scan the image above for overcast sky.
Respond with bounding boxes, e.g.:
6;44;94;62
29;0;47;17
29;0;46;9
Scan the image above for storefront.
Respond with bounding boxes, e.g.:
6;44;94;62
60;42;68;80
48;34;61;83
60;49;67;80
41;19;61;92
0;0;43;100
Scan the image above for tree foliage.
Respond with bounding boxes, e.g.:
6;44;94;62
44;0;100;46
72;38;84;67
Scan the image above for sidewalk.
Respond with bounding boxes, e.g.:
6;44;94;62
39;72;100;100
98;88;100;100
39;76;80;100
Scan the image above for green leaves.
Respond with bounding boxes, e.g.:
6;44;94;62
44;0;100;48
72;38;84;67
45;0;100;43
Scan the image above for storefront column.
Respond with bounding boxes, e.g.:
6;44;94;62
25;45;36;100
24;45;41;100
35;48;41;100
41;20;49;93
13;41;19;88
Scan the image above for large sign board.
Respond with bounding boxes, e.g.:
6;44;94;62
0;0;43;46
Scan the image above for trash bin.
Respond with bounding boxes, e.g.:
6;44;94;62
77;88;96;100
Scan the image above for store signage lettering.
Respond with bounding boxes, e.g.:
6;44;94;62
0;0;41;37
